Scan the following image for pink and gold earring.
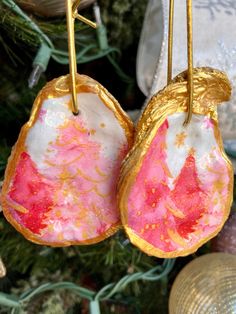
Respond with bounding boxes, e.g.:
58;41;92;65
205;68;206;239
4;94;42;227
118;0;233;258
1;0;134;246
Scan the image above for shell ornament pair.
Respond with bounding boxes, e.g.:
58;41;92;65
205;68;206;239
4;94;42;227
1;67;233;258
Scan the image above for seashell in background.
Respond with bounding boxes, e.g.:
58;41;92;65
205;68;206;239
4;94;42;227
15;0;96;17
212;209;236;255
0;258;6;278
169;253;236;314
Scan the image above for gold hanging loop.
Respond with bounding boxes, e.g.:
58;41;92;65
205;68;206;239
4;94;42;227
184;0;193;126
66;0;78;114
167;0;174;84
66;0;97;115
167;0;194;125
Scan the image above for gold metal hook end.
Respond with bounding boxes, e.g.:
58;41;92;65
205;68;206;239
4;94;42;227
66;0;79;114
74;13;97;29
72;0;97;28
183;0;193;126
66;0;97;114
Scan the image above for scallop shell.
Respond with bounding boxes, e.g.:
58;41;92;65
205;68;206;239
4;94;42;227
2;74;134;246
118;67;233;258
16;0;95;17
169;253;236;314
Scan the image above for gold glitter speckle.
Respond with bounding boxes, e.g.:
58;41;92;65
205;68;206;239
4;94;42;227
55;210;61;217
57;233;64;241
188;147;196;155
213;180;225;191
175;132;187;148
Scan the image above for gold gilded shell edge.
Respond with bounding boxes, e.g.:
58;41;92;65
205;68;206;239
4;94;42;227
1;74;133;246
118;67;233;258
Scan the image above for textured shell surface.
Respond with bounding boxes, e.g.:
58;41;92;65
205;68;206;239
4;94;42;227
169;253;236;314
118;67;233;258
16;0;95;17
212;210;236;255
2;74;134;246
0;258;6;278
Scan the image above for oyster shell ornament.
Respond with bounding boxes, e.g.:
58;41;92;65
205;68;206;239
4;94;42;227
2;74;133;246
118;67;233;258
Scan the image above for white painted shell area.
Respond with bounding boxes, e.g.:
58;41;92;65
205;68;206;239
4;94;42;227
166;113;223;180
26;92;127;171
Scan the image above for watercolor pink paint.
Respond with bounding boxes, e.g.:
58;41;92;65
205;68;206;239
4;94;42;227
2;77;133;246
125;114;232;255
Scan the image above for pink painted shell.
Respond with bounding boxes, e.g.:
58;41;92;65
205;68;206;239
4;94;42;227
2;74;134;246
118;68;233;258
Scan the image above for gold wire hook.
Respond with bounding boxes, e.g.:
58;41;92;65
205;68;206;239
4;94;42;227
167;0;193;125
72;0;97;28
72;0;81;11
66;0;97;115
167;0;174;84
184;0;193;126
